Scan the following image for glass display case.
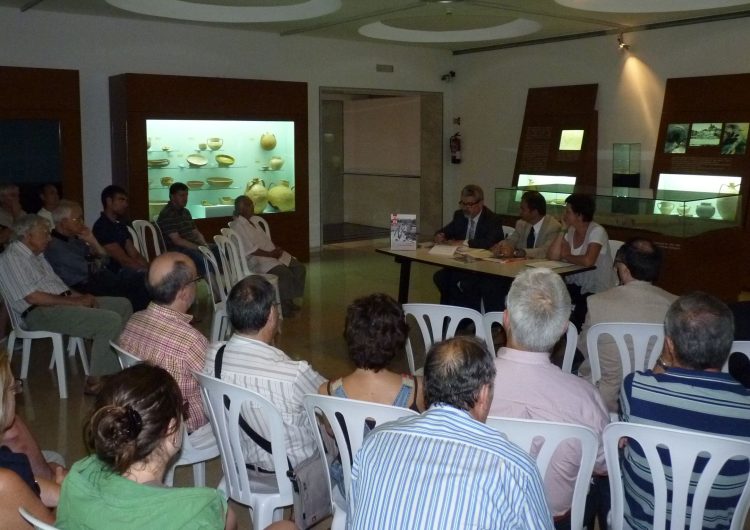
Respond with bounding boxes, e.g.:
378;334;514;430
146;119;295;221
495;185;743;238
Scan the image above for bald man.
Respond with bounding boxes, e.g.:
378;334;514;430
117;252;209;433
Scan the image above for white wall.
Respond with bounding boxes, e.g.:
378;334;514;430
0;7;452;247
452;17;750;209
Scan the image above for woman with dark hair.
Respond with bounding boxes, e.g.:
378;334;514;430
319;293;423;412
56;364;235;529
548;193;616;329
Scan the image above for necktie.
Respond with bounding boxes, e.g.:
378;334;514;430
467;218;476;240
526;226;536;249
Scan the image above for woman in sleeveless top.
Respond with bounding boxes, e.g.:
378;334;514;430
319;293;423;412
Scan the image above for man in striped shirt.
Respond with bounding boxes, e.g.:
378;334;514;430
621;292;750;530
349;336;553;530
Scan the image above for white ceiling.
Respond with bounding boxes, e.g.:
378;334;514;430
5;0;750;53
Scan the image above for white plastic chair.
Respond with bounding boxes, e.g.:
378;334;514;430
3;298;87;400
483;311;578;371
127;225;143;256
603;422;750;530
723;340;750;373
254;216;271;237
199;246;231;342
132;219;163;261
303;394;418;530
402;303;490;375
502;225;515;239
195;372;294;530
609;239;624;259
110;341;220;487
486;416;598;530
585;322;665;386
18;507;58;530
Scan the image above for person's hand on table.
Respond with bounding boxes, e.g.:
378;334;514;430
492;241;513;258
434;232;447;244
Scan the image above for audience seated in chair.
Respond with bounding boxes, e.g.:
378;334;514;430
0;184;26;249
35;183;59;226
0;352;60;529
489;268;610;529
55;364;236;530
348;336;553;529
118;252;208;434
577;237;677;411
230;196;306;316
0;214;131;393
620;291;750;529
203;275;325;472
44;200;149;311
319;293;423;411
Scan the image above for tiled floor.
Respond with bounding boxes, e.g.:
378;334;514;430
14;238;439;529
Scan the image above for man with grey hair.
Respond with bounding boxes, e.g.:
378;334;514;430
489;268;609;527
0;214;131;391
349;335;552;529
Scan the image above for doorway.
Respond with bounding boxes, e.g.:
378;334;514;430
320;88;443;244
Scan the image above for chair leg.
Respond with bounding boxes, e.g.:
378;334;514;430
72;338;89;375
192;462;206;487
20;339;32;380
164;464;176;487
51;335;67;399
6;331;16;364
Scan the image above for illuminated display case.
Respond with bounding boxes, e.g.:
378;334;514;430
146;119;296;220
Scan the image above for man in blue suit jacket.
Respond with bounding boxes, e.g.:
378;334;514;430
433;185;503;310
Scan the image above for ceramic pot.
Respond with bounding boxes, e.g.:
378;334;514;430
268;180;295;212
695;202;716;219
269;156;284;170
207;138;223;151
676;204;692;216
260;133;277;151
717;182;740;220
657;201;674;215
160;176;174;187
245;178;269;213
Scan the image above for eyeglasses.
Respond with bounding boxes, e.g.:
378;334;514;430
188;275;203;285
459;200;481;207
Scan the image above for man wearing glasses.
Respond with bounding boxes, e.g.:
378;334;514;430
433;184;504;310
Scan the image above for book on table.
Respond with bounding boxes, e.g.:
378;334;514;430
390;213;417;250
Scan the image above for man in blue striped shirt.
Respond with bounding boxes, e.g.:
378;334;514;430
348;336;553;530
621;292;750;530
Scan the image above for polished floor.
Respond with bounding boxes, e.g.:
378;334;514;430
14;238;439;529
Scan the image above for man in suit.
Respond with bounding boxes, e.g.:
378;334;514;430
481;191;561;312
433;184;503;310
577;238;677;412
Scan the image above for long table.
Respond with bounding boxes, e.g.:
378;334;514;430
376;247;593;304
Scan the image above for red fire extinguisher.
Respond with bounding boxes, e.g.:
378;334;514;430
449;132;462;164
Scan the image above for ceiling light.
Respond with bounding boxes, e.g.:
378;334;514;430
617;34;630;50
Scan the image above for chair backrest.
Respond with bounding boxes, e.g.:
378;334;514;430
403;303;490;375
483;311;578;372
2;291;25;331
223;227;255;275
486;416;598;530
723;341;750;373
199;245;230;305
127;225;143;256
603;422;750;530
195;373;294;507
609;239;624;259
303;394;417;502
214;233;247;286
502;225;515;239
18;507;59;530
254;216;271;237
132;220;163;261
109;341;142;369
585;322;665;385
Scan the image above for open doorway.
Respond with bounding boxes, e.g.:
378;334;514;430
320;88;443;244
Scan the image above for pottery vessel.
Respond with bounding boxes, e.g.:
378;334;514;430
657;201;674;215
207;137;223;151
695;202;716;219
260;133;277;151
267;180;295;212
676;204;692;216
245;178;269;213
160;176;174;187
269;156;284;170
717;182;740;220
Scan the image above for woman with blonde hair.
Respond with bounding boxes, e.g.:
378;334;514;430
56;364;236;529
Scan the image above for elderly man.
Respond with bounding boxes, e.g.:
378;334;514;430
349;336;553;530
44;200;149;311
36;183;60;225
481;190;561;311
92;185;149;275
0;184;26;248
433;184;504;310
118;252;208;433
489;268;609;528
577;238;677;411
204;275;324;469
156;182;213;275
230;196;306;316
0;215;131;388
621;292;750;530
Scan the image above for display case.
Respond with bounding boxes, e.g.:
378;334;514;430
146;119;296;220
109;73;309;260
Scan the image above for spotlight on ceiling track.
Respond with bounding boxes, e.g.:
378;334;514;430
422;0;463;3
617;34;631;51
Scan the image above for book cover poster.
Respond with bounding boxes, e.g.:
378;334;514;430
390;213;417;250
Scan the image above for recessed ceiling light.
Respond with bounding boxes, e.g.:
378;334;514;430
555;0;747;13
359;18;540;43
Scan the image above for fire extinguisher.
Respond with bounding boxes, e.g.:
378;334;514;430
449;132;462;164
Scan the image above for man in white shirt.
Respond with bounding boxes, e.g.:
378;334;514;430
230;196;306;316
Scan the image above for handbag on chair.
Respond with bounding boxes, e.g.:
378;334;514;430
214;345;331;529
